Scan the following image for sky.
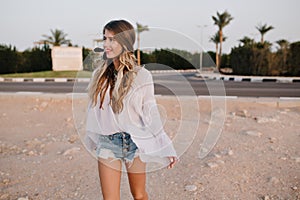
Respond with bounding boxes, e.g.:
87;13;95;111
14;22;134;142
1;0;299;54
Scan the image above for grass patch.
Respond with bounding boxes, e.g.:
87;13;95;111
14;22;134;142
0;70;92;78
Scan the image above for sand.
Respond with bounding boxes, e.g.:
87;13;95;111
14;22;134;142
0;93;299;200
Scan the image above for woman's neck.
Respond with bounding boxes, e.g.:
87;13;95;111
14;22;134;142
113;59;120;71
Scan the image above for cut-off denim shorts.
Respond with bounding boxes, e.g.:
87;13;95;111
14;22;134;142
96;132;138;163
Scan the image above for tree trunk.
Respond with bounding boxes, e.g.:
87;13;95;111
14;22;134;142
218;29;223;69
215;43;219;68
137;33;141;66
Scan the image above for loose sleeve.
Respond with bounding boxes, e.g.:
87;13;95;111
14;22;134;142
137;72;177;160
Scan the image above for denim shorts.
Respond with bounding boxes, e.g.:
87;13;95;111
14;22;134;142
96;132;138;163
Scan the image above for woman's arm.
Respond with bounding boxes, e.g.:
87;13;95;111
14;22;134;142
141;71;178;168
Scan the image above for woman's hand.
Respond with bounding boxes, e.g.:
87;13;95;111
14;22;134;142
167;156;178;169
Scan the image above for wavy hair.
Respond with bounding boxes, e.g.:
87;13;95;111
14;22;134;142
87;20;138;113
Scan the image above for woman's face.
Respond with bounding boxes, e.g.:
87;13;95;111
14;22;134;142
103;29;123;59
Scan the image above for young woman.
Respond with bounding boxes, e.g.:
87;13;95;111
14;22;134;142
85;19;177;200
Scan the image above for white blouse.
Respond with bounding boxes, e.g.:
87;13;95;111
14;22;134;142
84;66;177;166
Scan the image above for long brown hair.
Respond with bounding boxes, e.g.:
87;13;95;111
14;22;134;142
87;20;138;113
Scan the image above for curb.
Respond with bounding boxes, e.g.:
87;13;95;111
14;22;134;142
1;70;299;83
196;73;300;83
0;77;90;83
0;70;198;83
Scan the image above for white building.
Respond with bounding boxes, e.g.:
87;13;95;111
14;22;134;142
51;47;83;71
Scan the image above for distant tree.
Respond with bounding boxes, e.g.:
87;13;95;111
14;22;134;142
276;39;289;51
212;10;233;69
22;44;52;72
256;23;274;44
276;39;289;73
136;23;149;66
288;41;300;76
0;44;20;74
40;29;71;47
209;32;227;68
239;36;255;47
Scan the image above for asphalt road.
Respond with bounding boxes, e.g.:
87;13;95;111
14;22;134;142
0;73;300;97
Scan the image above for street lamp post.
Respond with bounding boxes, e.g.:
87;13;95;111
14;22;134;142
197;25;208;72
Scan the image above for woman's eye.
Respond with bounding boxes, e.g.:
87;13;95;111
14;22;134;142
103;36;114;42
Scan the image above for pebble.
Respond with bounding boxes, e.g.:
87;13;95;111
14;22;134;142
268;137;277;143
66;117;72;122
206;162;218;168
17;197;29;200
292;157;300;163
268;177;280;185
263;195;270;200
216;160;225;164
240;130;262;137
27;150;37;156
291;186;298;190
63;147;81;156
185;184;197;192
0;194;9;199
256;116;277;123
227;150;234;156
214;153;221;158
235;110;249;118
3;178;10;185
25;138;41;147
10;145;18;150
279;110;288;114
68;135;78;144
40;101;48;108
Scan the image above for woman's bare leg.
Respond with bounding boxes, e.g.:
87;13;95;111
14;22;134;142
126;157;148;200
98;158;122;200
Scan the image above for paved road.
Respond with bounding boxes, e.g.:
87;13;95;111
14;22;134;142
0;73;300;97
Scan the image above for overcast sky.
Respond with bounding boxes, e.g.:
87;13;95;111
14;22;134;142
1;0;299;53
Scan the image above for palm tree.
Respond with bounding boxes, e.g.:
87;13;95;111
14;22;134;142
210;32;227;68
239;36;254;47
136;23;149;65
276;39;289;71
41;29;71;46
256;23;274;44
276;39;289;50
212;10;233;69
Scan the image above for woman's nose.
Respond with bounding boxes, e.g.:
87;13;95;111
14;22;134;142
104;39;113;47
103;40;109;48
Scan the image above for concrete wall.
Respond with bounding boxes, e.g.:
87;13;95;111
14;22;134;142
51;47;83;71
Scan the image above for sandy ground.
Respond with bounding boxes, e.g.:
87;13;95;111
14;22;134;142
0;93;299;200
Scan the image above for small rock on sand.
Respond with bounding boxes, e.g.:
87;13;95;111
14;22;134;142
206;162;218;168
240;130;262;137
63;147;81;156
185;184;197;192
